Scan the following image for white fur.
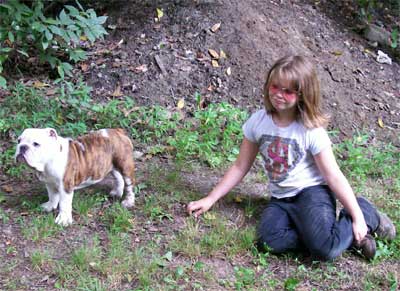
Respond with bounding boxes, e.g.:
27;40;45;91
15;128;133;226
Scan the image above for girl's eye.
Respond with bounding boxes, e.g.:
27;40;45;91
33;142;40;147
283;89;296;95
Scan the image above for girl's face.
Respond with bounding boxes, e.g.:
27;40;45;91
268;79;299;112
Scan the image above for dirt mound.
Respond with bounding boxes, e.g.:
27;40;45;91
81;0;399;144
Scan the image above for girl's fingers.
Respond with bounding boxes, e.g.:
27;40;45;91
194;209;204;218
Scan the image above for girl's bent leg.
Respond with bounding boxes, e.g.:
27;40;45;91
292;186;354;261
257;200;302;253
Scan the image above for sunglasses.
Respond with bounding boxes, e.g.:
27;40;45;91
269;85;298;102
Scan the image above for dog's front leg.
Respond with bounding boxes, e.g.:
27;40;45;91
55;190;74;226
41;184;60;212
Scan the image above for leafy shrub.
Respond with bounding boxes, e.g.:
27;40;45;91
0;0;107;87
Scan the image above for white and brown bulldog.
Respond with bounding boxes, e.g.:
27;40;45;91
15;128;136;226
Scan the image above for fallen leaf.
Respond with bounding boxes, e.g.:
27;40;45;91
112;85;123;97
133;64;148;73
377;117;384;128
80;35;88;41
234;196;243;203
80;63;89;72
208;49;219;59
207;85;215;91
1;185;13;193
96;58;106;65
220;50;227;59
226;67;232;75
156;8;163;20
112;62;123;68
210;22;221;33
330;50;343;56
211;60;219;67
33;81;50;88
177;98;185;109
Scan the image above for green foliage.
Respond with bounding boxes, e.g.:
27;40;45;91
0;82;247;175
334;134;400;184
102;204;134;233
0;0;107;87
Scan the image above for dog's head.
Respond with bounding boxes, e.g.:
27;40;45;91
15;128;60;172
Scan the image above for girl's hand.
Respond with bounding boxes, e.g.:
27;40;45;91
352;219;368;244
187;196;215;218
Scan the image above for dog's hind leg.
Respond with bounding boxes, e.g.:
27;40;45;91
121;165;135;208
110;169;124;198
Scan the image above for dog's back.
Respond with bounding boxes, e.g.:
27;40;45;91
63;129;135;192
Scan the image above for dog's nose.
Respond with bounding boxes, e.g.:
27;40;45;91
19;145;28;154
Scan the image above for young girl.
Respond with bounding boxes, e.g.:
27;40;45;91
186;55;396;261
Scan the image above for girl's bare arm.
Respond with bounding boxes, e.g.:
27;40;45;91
314;146;368;243
187;138;259;217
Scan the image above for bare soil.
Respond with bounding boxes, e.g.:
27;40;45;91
84;0;400;143
1;0;399;290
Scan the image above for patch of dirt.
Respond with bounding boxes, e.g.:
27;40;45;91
1;1;400;290
81;0;399;144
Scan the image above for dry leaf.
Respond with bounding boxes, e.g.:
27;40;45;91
208;49;219;59
234;196;243;203
133;64;148;73
210;22;221;33
331;50;343;56
112;85;123;97
33;81;50;88
2;185;13;193
211;60;219;67
226;67;232;76
80;35;88;41
177;98;185;109
377;117;384;128
80;63;89;72
156;8;163;20
220;50;227;59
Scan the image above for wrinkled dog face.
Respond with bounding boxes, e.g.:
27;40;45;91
15;128;59;172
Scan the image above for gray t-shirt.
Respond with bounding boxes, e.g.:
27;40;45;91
243;109;331;198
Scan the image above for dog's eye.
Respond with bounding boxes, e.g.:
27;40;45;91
33;142;40;147
17;138;21;143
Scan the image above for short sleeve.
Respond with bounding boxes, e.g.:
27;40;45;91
242;110;264;143
308;127;331;155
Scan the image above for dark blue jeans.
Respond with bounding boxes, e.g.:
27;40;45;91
257;185;380;261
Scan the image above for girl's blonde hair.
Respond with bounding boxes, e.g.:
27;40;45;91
263;55;329;128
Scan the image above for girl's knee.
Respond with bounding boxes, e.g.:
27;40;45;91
308;245;342;261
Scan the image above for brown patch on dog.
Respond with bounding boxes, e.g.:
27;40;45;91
63;129;135;193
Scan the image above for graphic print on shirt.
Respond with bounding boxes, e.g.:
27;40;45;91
259;134;303;182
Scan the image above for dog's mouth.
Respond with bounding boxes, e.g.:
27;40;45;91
15;154;41;171
16;153;27;164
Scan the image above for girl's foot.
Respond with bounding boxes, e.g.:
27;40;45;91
375;212;396;241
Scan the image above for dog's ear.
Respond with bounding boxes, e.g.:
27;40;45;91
47;128;58;139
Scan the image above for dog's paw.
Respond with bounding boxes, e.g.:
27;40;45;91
41;201;58;212
55;211;73;226
110;188;123;198
121;197;135;208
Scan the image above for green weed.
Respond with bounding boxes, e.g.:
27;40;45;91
30;249;52;271
102;203;134;233
21;215;62;241
71;236;102;271
73;191;107;217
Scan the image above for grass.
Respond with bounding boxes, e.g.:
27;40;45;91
0;81;399;290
